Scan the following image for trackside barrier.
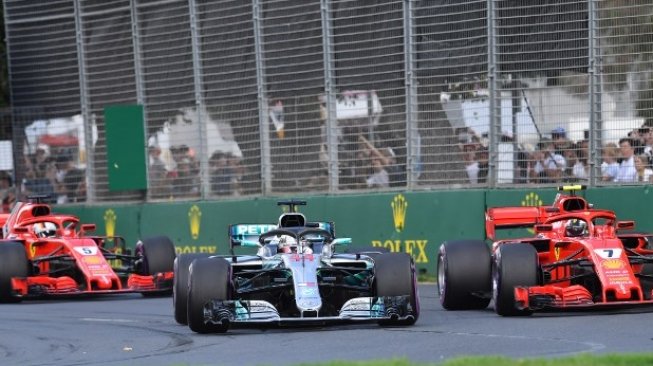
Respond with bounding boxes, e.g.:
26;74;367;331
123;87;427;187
56;186;653;274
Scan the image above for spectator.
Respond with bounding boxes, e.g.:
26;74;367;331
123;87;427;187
462;143;480;184
226;153;244;195
31;144;50;178
0;172;15;213
615;137;637;182
170;145;200;197
634;154;653;183
0;172;12;201
642;127;653;163
563;144;588;182
551;127;569;156
628;128;647;155
381;147;404;187
601;143;620;181
529;139;566;183
358;135;404;187
2;187;16;213
148;146;170;198
366;157;389;188
22;167;56;202
62;160;85;203
476;147;489;184
209;152;233;196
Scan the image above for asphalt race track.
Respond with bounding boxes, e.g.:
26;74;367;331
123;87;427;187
1;284;652;366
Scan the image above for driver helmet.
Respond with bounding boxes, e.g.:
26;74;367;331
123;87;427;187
34;222;57;238
565;219;587;237
274;235;313;254
274;235;298;253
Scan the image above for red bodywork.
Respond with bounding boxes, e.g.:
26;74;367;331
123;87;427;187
1;201;173;299
487;191;653;311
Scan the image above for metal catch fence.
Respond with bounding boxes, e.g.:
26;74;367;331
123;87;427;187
2;0;653;209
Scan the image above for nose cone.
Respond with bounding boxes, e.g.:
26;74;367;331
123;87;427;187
96;276;113;290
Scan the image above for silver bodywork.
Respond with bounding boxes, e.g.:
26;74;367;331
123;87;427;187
202;251;415;326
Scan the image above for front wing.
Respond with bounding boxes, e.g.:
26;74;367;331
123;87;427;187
515;285;653;311
202;296;416;327
9;272;173;298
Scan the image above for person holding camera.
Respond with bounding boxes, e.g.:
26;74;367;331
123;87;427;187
529;139;566;183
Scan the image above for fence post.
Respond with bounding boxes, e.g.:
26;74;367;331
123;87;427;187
588;0;603;187
321;0;338;193
487;0;498;187
404;0;418;189
74;0;95;202
252;0;271;195
188;0;209;199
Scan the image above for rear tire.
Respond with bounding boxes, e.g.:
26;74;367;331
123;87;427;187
174;253;211;325
437;240;492;310
0;242;29;303
374;253;419;326
187;257;231;333
493;244;539;316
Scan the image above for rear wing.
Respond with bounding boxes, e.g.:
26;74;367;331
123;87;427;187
485;206;542;240
229;221;336;247
229;224;277;247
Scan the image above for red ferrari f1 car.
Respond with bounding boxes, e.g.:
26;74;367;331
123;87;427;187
0;197;176;302
437;185;653;315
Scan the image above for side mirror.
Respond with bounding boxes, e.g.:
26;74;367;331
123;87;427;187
534;224;553;233
81;224;96;233
331;238;352;246
616;221;635;231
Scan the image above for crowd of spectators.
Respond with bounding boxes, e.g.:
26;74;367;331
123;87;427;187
458;124;653;185
148;144;244;199
21;146;86;204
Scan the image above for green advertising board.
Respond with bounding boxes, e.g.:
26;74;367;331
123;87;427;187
55;186;653;274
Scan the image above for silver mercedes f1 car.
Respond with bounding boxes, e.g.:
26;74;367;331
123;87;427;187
174;200;419;333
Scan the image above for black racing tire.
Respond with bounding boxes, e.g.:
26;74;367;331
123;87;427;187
493;244;539;316
141;236;177;275
374;253;419;326
174;253;211;325
640;263;653;300
188;257;231;333
437;240;492;310
0;242;29;303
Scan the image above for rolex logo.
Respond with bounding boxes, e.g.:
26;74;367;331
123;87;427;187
391;194;407;233
521;192;543;207
104;209;117;237
522;193;542;234
189;205;202;240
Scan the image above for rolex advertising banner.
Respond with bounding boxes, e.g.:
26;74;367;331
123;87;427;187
56;186;653;275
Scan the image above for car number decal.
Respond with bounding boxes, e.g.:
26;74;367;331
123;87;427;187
74;246;98;256
594;248;622;259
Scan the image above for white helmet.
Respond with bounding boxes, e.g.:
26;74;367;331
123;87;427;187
34;222;57;238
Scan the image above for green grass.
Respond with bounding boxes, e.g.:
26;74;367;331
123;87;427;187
291;354;653;366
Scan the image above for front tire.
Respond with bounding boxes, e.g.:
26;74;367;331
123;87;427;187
174;253;211;325
493;244;539;316
141;236;177;275
0;242;29;303
187;257;232;333
437;240;492;310
374;253;419;326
